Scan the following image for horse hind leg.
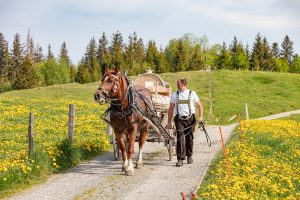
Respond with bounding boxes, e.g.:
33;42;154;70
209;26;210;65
136;125;148;169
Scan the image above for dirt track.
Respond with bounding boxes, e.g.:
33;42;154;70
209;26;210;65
8;109;300;200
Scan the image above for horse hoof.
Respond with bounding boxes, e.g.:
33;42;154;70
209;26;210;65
125;170;134;176
122;166;126;171
136;163;143;169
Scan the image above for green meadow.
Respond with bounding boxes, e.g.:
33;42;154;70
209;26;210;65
0;70;300;197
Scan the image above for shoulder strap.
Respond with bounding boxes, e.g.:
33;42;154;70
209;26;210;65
176;91;179;115
188;90;192;116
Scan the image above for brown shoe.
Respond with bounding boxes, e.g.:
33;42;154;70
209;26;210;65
187;157;193;164
176;160;183;167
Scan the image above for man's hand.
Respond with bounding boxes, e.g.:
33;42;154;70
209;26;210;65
165;122;172;129
198;116;203;123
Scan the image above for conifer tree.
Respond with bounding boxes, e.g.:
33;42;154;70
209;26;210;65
245;43;250;60
158;47;167;73
261;37;275;71
145;40;160;72
188;44;205;71
85;37;100;81
289;54;300;73
271;42;279;58
229;36;250;70
76;37;99;83
230;36;239;69
124;32;145;74
33;44;44;63
0;33;10;81
251;33;264;70
26;30;35;63
69;64;77;82
58;41;71;66
133;33;145;65
164;39;179;72
173;39;188;72
14;54;41;89
280;35;294;64
76;59;91;83
10;33;23;85
47;44;54;60
215;42;231;70
110;31;124;70
97;32;111;75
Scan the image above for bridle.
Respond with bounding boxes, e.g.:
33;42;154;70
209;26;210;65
96;72;130;106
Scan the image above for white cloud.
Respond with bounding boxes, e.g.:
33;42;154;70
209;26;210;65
1;0;299;63
188;2;300;28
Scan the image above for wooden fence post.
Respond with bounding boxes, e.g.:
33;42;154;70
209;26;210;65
208;67;212;121
28;112;34;156
245;103;249;120
68;104;75;141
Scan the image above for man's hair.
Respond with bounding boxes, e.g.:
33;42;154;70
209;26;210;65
177;78;187;86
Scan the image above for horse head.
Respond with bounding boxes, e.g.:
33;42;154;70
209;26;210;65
94;67;123;104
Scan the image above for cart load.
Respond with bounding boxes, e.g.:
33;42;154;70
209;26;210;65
134;69;172;111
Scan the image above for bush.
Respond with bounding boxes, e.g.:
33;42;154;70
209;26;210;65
39;58;70;86
0;80;12;93
55;139;81;170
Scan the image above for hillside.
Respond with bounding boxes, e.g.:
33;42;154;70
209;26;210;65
1;70;300;125
160;70;300;124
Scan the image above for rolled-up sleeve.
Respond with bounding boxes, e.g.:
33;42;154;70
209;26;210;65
170;92;176;104
192;91;199;103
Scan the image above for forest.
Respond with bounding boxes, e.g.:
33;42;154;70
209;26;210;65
0;31;299;92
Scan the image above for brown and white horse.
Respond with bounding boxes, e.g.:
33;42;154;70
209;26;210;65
94;67;154;176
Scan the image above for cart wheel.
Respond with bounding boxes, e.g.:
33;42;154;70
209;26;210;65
112;133;120;161
168;140;173;161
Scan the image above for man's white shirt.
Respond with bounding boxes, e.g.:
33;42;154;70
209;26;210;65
170;89;199;116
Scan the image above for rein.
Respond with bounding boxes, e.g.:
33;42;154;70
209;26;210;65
169;121;211;147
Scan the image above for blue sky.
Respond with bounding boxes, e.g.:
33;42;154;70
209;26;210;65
1;0;299;64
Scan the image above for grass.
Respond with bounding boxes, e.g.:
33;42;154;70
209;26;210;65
0;82;110;197
0;70;300;197
2;70;300;125
197;120;300;199
0;82;98;103
280;113;300;122
159;70;300;124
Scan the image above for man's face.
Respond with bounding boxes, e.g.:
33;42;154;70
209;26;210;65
177;81;186;91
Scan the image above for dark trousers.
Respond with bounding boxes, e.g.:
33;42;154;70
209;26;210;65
174;114;196;160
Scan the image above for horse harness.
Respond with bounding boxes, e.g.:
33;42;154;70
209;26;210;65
101;72;154;129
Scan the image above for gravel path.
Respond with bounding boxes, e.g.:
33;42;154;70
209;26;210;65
8;109;300;200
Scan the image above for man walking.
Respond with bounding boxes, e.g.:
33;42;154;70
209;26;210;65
166;79;203;167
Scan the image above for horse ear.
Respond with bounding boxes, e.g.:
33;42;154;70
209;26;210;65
114;67;119;74
105;68;109;74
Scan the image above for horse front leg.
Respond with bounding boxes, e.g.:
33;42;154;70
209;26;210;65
115;132;128;171
136;124;148;169
125;128;137;176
